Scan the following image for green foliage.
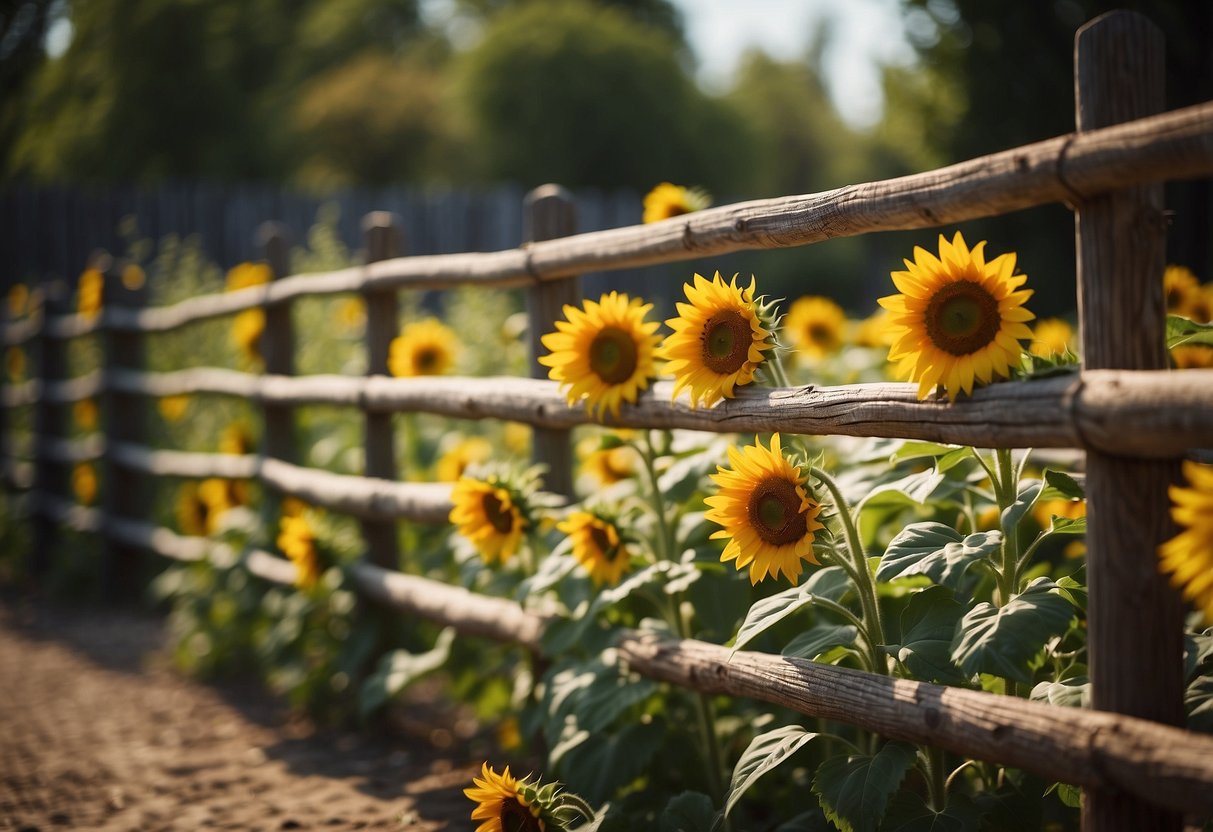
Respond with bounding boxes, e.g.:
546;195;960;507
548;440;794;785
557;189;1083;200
876;523;1000;590
812;742;917;832
724;725;821;817
950;578;1076;684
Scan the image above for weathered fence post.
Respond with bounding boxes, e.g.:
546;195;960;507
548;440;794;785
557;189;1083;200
30;278;69;578
524;185;578;497
361;212;403;569
258;223;295;517
1074;12;1184;831
101;255;149;599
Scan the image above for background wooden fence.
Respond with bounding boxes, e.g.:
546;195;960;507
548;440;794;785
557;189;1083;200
4;12;1213;831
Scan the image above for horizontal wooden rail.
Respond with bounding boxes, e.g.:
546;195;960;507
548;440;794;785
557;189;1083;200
35;434;105;465
2;371;102;407
4;101;1212;346
39;366;1213;458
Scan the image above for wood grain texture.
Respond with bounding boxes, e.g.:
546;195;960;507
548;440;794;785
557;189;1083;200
524;185;579;497
1074;14;1184;831
5;101;1208;341
94;367;1213;457
258;223;296;467
360;212;403;568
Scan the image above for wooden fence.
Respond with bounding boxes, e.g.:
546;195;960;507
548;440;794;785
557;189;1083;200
4;12;1213;831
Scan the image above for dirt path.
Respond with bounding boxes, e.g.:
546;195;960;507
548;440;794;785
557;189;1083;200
0;598;478;831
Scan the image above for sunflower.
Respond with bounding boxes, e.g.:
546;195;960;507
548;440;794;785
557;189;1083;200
73;398;99;432
879;231;1035;400
642;182;711;224
231;308;265;364
336;297;366;332
77;267;104;319
72;463;98;506
558;511;632;586
8;284;29;318
121;263;146;291
278;513;321;590
786;296;847;360
464;763;545;832
197;478;237;532
581;443;638;485
158;395;191;423
220;422;253;456
659;272;773;408
704;433;826;585
1158;461;1213;623
450;477;527;565
389;318;458;377
1164;265;1201;316
1189;285;1213;324
539;292;661;420
1029;318;1074;359
853;309;896;348
226;262;272;292
176;482;210;536
436;436;493;482
1171;344;1213;369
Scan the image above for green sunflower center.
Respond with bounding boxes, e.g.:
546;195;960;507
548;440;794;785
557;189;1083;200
701;309;753;374
748;476;809;547
481;492;517;534
500;798;543;832
924;280;1001;356
590;326;639;384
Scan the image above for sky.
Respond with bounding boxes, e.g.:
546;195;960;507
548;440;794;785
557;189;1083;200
668;0;915;129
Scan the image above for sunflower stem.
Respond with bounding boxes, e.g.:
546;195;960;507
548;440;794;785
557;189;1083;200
923;744;948;812
768;349;793;389
638;430;676;564
810;465;886;674
994;448;1021;603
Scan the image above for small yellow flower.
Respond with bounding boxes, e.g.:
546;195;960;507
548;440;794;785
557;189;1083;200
73;399;99;432
502;422;531;456
496;717;523;752
786;296;847;360
5;346;24;381
450;478;527;565
219;422;253;456
1032;497;1085;529
853;309;896;348
336;297;366;331
72;463;98;505
879;231;1035;400
158;395;191;423
436;436;493;482
558;511;632;586
1158;461;1213;623
197;478;236;532
121;263;146;291
705;433;826;585
1171;344;1213;369
1164;265;1202;316
464;763;545;832
231;308;266;364
539;292;661;420
77;268;104;319
1029;318;1074;359
581;444;639;486
389;318;458;377
226;262;272;292
7;284;29;318
278;514;321;590
642;182;711;224
659;272;772;408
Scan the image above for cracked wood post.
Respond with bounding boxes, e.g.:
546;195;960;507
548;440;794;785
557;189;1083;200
30;277;70;579
1074;12;1184;832
100;255;149;600
361;212;403;569
524;185;578;497
258;223;295;525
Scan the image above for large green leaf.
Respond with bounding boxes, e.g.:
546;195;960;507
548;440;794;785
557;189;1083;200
659;791;718;832
858;469;947;513
724;725;821;817
812;742;917;832
881;791;982;832
1166;314;1213;348
876;523;1000;590
1001;480;1043;533
731;567;854;653
1186;675;1213;732
783;623;859;662
545;654;657;736
1040;469;1085;501
1030;676;1090;708
358;627;455;717
555;721;665;804
1183;629;1213;681
886;586;966;684
950;578;1076;684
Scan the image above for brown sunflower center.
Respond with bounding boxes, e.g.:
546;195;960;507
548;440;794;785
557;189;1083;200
481;492;517;534
808;323;836;347
924;280;1001;356
700;310;752;374
415;347;440;372
500;798;543;832
589;524;625;563
589;326;639;384
747;476;809;546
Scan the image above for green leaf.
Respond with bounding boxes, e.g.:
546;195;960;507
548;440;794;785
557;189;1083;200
1183;629;1213;681
858;469;947;512
888;442;961;464
546;654;657;736
658;440;731;502
730;566;853;652
1054;575;1088;614
1047;516;1086;535
555;721;664;804
1166;314;1213;348
783;623;859;661
725;725;821;817
358;627;454;717
660;792;718;832
812;742;916;832
1041;469;1085;501
1001;480;1043;533
886;586;966;684
950;578;1076;684
1030;676;1090;708
880;791;983;832
876;523;1001;590
1186;675;1213;732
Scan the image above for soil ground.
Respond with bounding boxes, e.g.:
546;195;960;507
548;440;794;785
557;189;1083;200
0;597;479;831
